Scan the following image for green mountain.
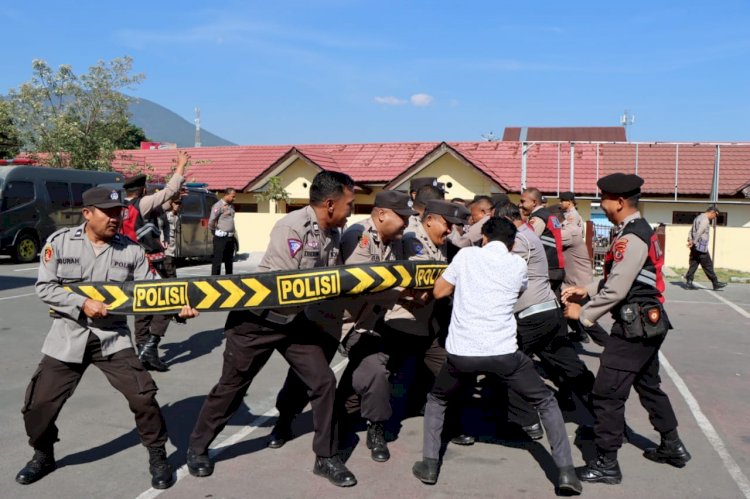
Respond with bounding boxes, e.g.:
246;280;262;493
128;97;235;147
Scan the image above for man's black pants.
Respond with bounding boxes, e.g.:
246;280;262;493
211;236;235;275
685;247;718;284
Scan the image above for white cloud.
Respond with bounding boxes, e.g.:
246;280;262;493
374;96;407;105
410;93;434;107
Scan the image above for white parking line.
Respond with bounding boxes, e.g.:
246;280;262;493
135;358;349;499
660;353;750;498
0;292;36;301
694;284;750;319
12;266;39;272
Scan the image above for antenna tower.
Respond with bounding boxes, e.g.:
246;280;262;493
194;107;202;148
620;109;635;127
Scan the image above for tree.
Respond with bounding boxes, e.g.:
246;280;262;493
0;100;22;159
113;121;148;150
6;57;145;170
254;176;291;203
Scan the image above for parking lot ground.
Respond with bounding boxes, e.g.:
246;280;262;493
1;257;748;498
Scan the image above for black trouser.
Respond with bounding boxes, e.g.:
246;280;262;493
135;259;172;344
336;331;391;422
593;325;678;456
507;307;595;426
22;333;167;450
424;352;573;468
274;330;340;418
685;247;718;284
189;311;338;457
211;236;235;275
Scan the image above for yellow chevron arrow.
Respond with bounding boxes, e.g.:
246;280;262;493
103;285;128;310
79;285;105;302
393;264;412;287
242;278;271;307
371;266;397;292
346;267;375;294
194;281;221;309
218;279;244;308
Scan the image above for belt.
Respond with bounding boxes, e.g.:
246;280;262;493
517;299;559;319
249;308;297;326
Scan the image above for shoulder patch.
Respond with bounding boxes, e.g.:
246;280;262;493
359;234;369;248
288;238;303;257
411;240;424;256
43;244;53;263
613;238;628;262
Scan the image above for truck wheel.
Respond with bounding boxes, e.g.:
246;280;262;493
13;233;39;263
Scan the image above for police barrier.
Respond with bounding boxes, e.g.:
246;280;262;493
64;261;447;315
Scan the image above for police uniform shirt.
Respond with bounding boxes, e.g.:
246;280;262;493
129;173;185;218
561;206;584;237
512;224;556;313
209;199;236;234
164;210;179;257
579;211;650;327
688;212;711;253
36;224;155;363
383;218;447;336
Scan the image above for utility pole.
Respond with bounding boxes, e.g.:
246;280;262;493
194;106;202;148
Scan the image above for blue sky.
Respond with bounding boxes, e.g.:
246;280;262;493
2;1;749;145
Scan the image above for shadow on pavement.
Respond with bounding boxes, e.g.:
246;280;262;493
160;328;225;367
0;275;37;291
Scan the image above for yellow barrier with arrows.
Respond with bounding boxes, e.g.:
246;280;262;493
63;261;447;315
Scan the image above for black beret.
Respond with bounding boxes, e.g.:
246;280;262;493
123;174;147;189
82;186;125;209
410;177;440;192
424;200;470;225
374;190;417;216
559;191;575;201
597;173;644;197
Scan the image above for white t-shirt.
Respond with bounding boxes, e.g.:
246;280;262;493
441;241;528;356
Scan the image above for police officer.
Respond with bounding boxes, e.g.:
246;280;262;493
15;187;197;489
329;190;416;462
685;205;726;290
268;190;415;461
122;151;188;371
380;200;467;428
564;173;691;484
449;195;493;248
209;188;237;276
520;187;566;296
495;203;595;440
186;171;358;487
409;177;443;201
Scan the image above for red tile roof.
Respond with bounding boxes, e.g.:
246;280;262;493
111;141;750;197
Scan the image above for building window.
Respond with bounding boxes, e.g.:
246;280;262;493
234;203;258;213
672;211;727;226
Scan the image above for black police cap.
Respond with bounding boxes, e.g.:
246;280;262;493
374;190;417;216
559;191;575;201
596;173;644;197
82;186;125;209
123;173;147;189
424;199;470;225
410;177;440;192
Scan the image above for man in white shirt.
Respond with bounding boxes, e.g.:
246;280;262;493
411;217;582;495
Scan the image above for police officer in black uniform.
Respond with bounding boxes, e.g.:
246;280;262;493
564;173;691;484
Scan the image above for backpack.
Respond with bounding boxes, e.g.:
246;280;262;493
120;198;164;255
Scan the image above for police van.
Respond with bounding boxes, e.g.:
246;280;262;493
0;163;123;262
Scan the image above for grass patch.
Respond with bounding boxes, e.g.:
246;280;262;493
670;267;750;283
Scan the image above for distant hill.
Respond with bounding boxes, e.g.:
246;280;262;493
128;97;235;147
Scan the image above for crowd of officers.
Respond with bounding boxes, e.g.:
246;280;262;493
15;158;693;494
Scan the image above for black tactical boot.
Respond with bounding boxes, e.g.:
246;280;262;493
366;422;390;462
644;437;692;468
186;448;214;477
685;280;696;290
139;334;169;372
147;446;174;489
713;281;727;290
412;457;440;484
576;454;622;484
268;415;294;449
450;434;476;446
15;448;56;485
313;455;357;487
558;465;583;495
